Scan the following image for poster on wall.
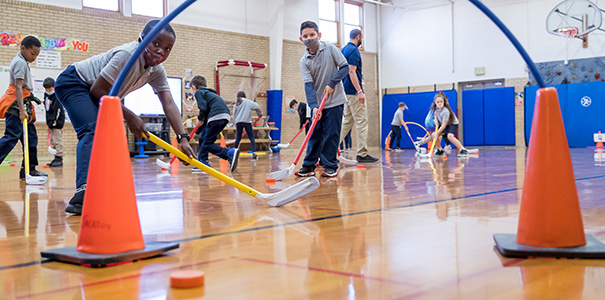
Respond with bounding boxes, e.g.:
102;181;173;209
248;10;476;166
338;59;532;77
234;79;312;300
36;51;61;69
1;32;89;52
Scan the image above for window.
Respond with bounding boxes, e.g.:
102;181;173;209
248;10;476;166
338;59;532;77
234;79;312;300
319;0;339;44
318;0;364;47
83;0;120;12
344;1;363;48
132;0;166;18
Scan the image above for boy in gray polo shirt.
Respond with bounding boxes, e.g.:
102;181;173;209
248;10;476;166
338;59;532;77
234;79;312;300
295;21;349;177
233;91;262;157
0;36;47;179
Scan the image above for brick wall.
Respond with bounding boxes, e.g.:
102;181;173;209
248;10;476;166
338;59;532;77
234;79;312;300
0;0;382;163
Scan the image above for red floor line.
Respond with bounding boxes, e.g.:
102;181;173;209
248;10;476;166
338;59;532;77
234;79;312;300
15;258;226;299
237;257;419;287
394;258;527;300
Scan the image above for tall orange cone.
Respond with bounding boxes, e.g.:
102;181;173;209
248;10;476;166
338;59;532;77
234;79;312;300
517;87;585;248
77;96;144;254
220;132;227;148
494;88;605;258
41;96;178;266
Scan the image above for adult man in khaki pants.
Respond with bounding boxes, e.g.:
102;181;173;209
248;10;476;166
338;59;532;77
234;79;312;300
341;29;378;163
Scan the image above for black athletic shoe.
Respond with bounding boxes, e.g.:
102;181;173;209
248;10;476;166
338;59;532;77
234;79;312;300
458;148;469;156
19;168;48;179
321;168;338;177
65;185;86;215
356;154;379;163
294;165;315;177
435;149;445;156
47;156;63;167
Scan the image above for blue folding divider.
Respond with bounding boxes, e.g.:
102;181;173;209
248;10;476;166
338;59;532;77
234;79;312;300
566;82;605;147
462;89;484;146
382;90;457;149
524;85;568;146
484;87;515;145
266;90;283;142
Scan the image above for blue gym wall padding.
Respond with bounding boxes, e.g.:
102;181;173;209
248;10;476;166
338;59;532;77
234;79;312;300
462;89;484;146
266;90;283;142
382;90;457;149
566;82;605;147
484;87;515;145
524;85;569;146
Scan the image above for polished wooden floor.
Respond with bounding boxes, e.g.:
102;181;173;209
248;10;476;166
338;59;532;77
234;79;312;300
1;146;605;299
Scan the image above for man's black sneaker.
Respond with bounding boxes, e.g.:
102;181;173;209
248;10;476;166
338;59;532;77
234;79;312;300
356;154;379;163
47;156;63;167
294;165;315;177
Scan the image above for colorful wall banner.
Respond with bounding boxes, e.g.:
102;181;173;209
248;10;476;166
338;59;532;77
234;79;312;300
1;32;89;52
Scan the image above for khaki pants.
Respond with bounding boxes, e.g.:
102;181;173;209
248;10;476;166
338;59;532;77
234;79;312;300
340;94;369;157
49;128;64;157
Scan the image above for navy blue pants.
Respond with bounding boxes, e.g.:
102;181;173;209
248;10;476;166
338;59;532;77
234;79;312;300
54;65;98;187
0;113;39;168
303;104;343;170
340;130;352;150
390;125;401;149
234;122;255;152
198;119;230;162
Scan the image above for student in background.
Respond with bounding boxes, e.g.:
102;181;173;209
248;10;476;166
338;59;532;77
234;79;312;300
388;102;409;151
431;92;468;156
233;91;262;158
43;77;65;167
192;75;239;170
289;99;311;133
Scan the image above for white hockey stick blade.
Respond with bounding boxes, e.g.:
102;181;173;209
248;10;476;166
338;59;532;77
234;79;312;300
277;143;290;149
257;177;320;207
268;164;296;181
156;158;171;169
26;174;47;185
467;148;479;154
338;155;358;165
48;146;57;155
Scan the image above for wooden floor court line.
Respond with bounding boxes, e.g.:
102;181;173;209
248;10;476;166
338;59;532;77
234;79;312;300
14;258;226;299
2;172;604;273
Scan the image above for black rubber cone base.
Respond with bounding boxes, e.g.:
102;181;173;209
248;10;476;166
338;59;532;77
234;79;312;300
41;241;179;267
494;234;605;259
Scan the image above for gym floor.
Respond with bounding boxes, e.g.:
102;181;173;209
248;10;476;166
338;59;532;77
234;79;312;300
1;146;605;299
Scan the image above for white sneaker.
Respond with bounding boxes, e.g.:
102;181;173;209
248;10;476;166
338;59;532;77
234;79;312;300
413;141;422;152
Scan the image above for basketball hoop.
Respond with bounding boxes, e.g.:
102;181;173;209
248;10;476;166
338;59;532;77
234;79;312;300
556;26;579;38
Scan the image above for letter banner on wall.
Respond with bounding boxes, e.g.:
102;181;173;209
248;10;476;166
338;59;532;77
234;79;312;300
1;32;89;52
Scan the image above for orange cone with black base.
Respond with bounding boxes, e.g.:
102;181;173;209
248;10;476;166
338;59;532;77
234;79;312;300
41;96;178;266
517;87;585;248
494;87;605;258
77;96;144;254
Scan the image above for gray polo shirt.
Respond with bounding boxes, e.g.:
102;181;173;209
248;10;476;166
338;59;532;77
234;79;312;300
391;109;403;126
299;41;348;109
233;98;261;124
435;107;459;126
73;41;170;99
9;53;33;91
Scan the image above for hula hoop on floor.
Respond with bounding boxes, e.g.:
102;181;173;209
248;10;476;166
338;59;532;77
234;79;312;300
404;122;430;139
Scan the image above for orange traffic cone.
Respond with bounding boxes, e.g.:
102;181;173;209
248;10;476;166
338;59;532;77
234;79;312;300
77;96;144;254
385;131;391;150
517;87;585;248
220;132;226;148
41;96;178;266
494;87;605;258
597;132;604;148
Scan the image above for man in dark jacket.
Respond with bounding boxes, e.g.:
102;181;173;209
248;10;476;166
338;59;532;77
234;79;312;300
43;77;64;167
191;75;239;172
